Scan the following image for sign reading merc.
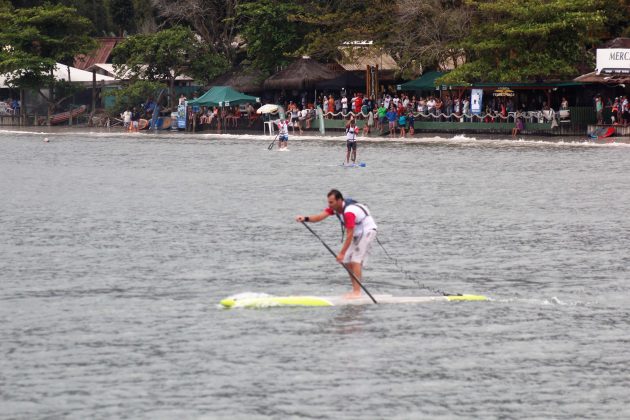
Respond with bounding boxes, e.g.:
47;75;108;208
596;49;630;74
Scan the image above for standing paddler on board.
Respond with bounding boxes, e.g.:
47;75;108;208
275;117;289;150
296;189;377;298
345;119;359;165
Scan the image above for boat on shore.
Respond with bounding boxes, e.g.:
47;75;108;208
38;105;87;126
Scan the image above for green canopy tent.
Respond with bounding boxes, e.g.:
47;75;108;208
397;71;446;91
188;86;259;132
188;85;259;107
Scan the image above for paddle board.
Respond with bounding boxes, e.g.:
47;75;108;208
220;293;488;308
341;162;366;168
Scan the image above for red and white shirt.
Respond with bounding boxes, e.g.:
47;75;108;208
325;202;377;237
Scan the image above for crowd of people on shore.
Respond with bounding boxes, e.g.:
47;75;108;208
595;95;629;125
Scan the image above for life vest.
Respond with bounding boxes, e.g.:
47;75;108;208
335;198;370;241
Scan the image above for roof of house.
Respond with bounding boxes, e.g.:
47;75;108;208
574;71;630;84
74;37;124;70
600;37;630;49
209;67;265;93
264;57;339;90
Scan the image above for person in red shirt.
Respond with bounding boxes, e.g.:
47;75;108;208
295;189;378;298
355;94;363;116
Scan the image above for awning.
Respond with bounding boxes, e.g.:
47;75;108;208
397;71;445;91
0;63;116;88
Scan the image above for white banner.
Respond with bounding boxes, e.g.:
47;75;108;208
471;89;483;115
596;49;630;74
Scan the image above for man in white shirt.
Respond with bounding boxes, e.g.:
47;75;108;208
295;189;378;298
121;109;132;130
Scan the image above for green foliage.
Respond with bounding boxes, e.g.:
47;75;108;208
237;0;306;73
440;0;605;83
600;0;630;38
112;25;228;83
0;3;97;90
110;0;135;35
291;0;394;61
108;79;163;113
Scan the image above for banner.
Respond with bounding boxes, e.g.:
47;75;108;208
471;89;483;115
177;104;187;129
596;49;630;74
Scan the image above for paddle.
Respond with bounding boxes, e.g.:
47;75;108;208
267;134;279;150
301;221;378;304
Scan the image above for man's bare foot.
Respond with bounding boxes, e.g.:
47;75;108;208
343;292;362;299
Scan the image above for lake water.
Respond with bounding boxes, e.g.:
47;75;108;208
1;129;629;419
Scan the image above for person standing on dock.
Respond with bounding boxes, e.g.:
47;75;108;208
386;107;398;138
295;189;378;298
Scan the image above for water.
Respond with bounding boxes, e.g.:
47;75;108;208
1;129;629;419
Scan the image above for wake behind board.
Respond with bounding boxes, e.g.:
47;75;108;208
220;293;488;308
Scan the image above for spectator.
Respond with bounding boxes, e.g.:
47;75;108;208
462;97;470;121
11;98;20;115
595;96;603;125
398;112;407;138
377;103;387;133
363;107;374;136
328;95;335;118
121;108;132;129
407;109;415;136
512;114;524;138
386;107;397;138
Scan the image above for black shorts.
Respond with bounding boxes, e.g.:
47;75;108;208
347;141;357;151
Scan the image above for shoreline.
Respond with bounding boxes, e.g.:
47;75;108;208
2;125;629;146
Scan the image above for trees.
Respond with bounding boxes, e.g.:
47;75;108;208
112;26;228;106
236;0;307;73
110;0;136;36
391;0;471;79
440;0;605;84
0;3;97;123
149;0;241;61
292;0;395;62
108;80;164;113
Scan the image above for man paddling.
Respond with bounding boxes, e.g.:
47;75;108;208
296;189;377;298
345;119;359;164
276;118;289;149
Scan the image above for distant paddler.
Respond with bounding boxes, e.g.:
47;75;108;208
296;189;377;298
345;118;359;164
275;118;289;150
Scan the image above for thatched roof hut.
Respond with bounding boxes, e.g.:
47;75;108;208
574;71;630;85
209;67;265;94
264;57;339;90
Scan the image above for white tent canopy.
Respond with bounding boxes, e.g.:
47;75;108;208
0;63;116;88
